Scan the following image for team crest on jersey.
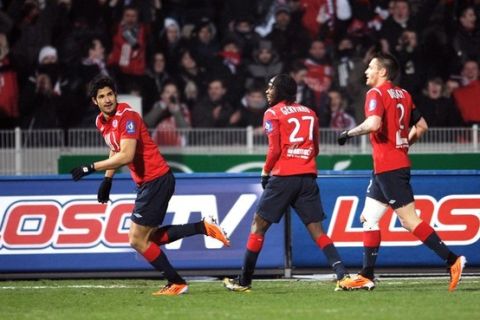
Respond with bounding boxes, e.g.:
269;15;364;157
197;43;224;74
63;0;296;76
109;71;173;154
264;120;273;134
369;99;377;111
126;120;135;134
112;120;118;128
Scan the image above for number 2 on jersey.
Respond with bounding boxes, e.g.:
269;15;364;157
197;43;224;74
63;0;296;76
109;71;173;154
395;103;408;148
288;116;315;143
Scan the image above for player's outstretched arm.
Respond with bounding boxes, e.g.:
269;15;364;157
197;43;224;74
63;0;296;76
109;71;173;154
337;115;381;145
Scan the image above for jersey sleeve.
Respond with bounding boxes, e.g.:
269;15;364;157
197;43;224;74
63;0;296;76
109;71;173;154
119;111;141;140
263;109;281;173
364;89;384;118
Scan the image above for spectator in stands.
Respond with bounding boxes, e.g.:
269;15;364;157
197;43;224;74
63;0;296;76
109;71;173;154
191;78;239;128
155;17;185;74
224;16;261;61
107;5;148;92
236;83;268;132
452;60;480;125
19;45;74;129
266;4;310;63
144;80;191;146
0;32;19;129
246;40;283;89
176;48;208;109
327;89;356;130
73;36;110;127
208;37;247;105
299;0;352;41
395;29;426;100
416;77;464;127
188;17;220;65
448;6;480;75
378;0;438;53
143;51;174;115
289;59;316;111
8;0;56;80
332;36;368;119
303;39;333;126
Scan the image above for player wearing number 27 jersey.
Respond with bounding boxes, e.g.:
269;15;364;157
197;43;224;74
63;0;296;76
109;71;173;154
263;101;318;176
336;53;466;292
223;74;348;293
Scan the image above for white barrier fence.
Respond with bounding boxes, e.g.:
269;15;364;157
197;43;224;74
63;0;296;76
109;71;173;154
0;126;478;175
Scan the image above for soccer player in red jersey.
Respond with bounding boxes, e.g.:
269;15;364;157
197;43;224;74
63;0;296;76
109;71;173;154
70;76;230;296
224;74;349;292
337;53;466;291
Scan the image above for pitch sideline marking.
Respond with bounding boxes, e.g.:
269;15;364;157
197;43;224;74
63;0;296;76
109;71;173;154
1;276;478;290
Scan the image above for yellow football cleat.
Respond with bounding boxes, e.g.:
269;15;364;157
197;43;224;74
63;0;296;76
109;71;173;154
223;278;251;292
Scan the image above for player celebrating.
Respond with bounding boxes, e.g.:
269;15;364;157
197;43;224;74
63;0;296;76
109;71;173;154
336;53;466;291
70;76;230;296
224;74;349;292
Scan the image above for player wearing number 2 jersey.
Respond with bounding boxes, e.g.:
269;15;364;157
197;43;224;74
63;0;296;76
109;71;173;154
224;74;349;292
337;53;466;292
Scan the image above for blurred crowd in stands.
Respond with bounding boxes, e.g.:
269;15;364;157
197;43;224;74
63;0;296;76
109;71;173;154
0;0;479;142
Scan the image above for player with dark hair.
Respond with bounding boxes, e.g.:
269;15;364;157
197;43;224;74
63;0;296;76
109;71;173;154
337;53;466;291
70;75;230;296
224;74;349;292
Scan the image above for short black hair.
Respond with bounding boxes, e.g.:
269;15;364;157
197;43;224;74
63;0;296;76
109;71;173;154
269;73;297;105
373;52;400;81
89;75;116;99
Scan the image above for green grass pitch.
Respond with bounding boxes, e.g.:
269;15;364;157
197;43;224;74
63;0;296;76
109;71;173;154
1;277;478;320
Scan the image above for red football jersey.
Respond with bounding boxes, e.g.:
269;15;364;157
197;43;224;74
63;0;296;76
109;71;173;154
365;81;414;173
263;101;319;176
96;103;170;185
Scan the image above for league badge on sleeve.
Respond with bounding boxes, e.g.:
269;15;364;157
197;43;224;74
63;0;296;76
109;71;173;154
369;99;377;111
126;120;136;134
264;120;273;134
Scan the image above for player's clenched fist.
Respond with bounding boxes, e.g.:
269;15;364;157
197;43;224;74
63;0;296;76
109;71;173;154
337;130;351;146
70;164;96;181
97;177;112;203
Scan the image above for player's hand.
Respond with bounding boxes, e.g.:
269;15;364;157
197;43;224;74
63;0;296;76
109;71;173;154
337;130;350;146
70;164;95;181
97;177;112;203
261;175;270;189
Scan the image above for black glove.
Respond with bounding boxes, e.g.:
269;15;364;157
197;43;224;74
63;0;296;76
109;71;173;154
261;175;270;189
97;177;112;203
70;164;95;181
337;130;350;146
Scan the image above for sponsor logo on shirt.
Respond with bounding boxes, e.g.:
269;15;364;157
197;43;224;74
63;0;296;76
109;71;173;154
369;99;377;111
112;120;118;128
126;120;135;134
264;120;273;134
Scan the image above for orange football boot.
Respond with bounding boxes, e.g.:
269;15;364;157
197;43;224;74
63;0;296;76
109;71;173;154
448;256;466;292
338;274;375;291
203;217;230;246
152;283;189;296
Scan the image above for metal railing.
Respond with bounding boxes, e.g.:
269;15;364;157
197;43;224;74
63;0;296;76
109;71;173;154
0;126;478;175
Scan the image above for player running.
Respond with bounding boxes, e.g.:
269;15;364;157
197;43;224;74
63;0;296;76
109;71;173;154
336;53;466;291
224;74;349;292
70;76;230;296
